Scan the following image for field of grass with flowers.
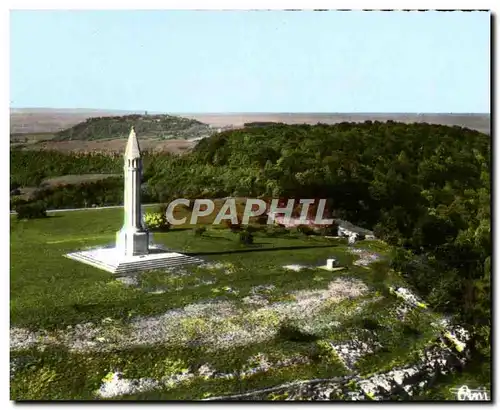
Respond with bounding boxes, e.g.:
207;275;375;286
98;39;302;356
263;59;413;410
10;207;463;400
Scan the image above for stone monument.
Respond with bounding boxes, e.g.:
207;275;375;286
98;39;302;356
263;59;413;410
115;127;150;256
65;128;204;275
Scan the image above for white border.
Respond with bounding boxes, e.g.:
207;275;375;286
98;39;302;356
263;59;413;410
4;1;498;10
4;1;496;408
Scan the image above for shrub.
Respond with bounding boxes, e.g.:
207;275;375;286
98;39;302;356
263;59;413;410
256;213;270;225
224;219;242;232
245;225;260;233
239;230;254;245
16;201;47;220
317;222;339;236
266;225;288;237
193;226;206;236
360;318;382;331
143;212;171;232
371;261;390;286
278;322;319;342
402;323;422;337
154;203;168;215
297;224;316;236
10;196;28;210
10;181;21;191
312;340;340;365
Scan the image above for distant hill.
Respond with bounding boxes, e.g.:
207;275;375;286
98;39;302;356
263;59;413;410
11;109;491;136
52;114;214;141
10;108;149;134
182;113;491;134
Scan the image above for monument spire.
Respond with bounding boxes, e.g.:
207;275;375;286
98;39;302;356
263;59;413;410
125;127;141;159
115;127;149;256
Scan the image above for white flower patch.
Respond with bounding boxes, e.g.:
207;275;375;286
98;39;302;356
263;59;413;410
197;364;216;379
198;279;216;286
349;248;381;267
96;372;160;399
148;289;166;295
282;279;369;318
212;328;260;350
10;356;27;380
242;295;269;307
394;303;411;321
181;300;236;318
96;363;199;399
163;369;195;388
198;262;223;270
95;353;311;399
389;287;427;309
241;285;276;306
241;354;310;378
147;278;217;295
10;328;50;350
164;268;192;278
250;284;276;295
330;337;381;371
64;322;117;351
11;279;369;354
275;355;310;368
283;265;307;272
431;317;451;330
11;320;129;353
128;301;248;349
246;353;272;372
443;326;470;353
447;325;470;343
211;286;239;296
116;276;139;287
131;278;368;350
198;262;235;275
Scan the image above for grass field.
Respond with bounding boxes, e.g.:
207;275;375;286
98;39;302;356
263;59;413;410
10;207;471;400
41;174;121;187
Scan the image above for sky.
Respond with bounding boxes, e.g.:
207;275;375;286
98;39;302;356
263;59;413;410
10;10;490;113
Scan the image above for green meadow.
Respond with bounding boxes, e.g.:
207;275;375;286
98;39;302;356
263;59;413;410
10;207;464;400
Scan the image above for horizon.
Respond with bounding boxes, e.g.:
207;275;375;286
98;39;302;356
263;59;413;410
10;107;491;115
10;10;490;113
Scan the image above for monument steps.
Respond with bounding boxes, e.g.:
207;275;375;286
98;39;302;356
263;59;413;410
66;252;117;272
65;250;204;275
114;255;204;275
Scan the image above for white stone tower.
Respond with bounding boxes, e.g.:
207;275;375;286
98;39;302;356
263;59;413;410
66;127;204;274
115;127;149;256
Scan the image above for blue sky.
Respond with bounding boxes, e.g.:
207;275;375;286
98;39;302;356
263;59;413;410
10;10;490;113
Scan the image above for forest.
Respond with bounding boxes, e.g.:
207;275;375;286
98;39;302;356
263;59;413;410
10;120;491;383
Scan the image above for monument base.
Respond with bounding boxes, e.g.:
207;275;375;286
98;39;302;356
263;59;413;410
116;229;149;256
65;245;204;275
